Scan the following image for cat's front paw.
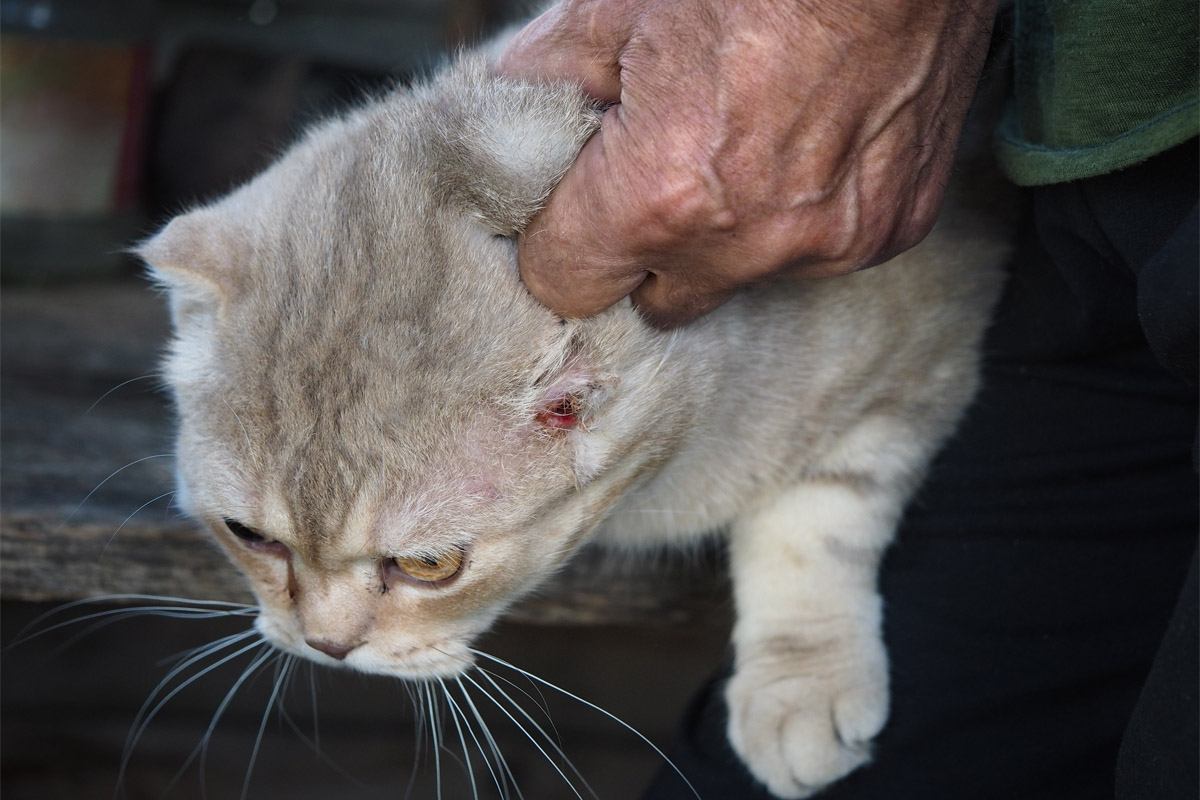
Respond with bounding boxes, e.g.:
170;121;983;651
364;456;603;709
725;641;888;799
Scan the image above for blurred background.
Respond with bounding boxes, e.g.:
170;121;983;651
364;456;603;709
2;0;520;282
0;2;732;797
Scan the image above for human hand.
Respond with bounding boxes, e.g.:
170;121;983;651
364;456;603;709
496;0;997;328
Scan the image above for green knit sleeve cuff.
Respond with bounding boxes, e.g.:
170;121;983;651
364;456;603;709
994;97;1199;187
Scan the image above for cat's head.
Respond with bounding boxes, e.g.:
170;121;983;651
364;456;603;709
139;55;695;679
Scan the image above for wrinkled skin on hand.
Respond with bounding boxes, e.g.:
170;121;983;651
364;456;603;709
496;0;998;328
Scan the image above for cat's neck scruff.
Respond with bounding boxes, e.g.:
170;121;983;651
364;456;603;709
140;50;1009;798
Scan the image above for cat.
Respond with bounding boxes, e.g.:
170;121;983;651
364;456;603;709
138;48;1009;799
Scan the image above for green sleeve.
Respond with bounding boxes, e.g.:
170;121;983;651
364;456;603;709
995;0;1199;186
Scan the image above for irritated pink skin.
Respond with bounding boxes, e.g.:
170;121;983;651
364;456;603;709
531;354;596;432
535;397;579;429
459;476;503;501
368;383;589;552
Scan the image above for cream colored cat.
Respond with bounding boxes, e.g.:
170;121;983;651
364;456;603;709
139;50;1008;799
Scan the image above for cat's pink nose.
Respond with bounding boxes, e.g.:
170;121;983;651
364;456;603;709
305;637;360;661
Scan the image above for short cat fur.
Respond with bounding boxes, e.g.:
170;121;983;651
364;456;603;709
140;51;1009;799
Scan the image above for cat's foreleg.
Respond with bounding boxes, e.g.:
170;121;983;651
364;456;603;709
725;417;926;799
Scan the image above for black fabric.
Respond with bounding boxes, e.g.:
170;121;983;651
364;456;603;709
643;142;1199;800
1115;547;1199;800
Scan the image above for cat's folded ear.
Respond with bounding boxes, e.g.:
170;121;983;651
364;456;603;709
425;54;601;236
136;206;244;323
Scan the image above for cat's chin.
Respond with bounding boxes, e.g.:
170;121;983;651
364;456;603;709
346;644;476;680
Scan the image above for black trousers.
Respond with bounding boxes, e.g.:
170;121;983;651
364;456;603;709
643;142;1199;800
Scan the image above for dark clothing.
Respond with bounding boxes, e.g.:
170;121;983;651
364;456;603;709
643;142;1199;800
994;0;1199;185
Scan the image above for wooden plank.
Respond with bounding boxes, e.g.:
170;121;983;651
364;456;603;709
0;284;729;625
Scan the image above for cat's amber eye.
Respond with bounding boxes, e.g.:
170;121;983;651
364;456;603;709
391;548;464;583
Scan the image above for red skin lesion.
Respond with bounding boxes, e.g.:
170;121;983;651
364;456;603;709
535;396;579;429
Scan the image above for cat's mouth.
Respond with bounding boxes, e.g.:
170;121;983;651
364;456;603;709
291;636;475;679
255;614;476;678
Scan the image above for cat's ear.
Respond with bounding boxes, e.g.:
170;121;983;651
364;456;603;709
137;207;244;323
428;54;601;236
138;208;239;291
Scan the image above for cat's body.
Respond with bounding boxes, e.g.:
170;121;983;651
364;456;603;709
140;51;1009;799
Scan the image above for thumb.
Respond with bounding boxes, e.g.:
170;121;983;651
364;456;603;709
630;270;736;329
494;4;625;102
518;125;649;317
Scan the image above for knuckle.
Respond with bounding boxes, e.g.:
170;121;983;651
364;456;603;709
636;163;735;244
833;206;913;271
905;200;941;244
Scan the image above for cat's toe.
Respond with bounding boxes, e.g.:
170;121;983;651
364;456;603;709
725;654;887;799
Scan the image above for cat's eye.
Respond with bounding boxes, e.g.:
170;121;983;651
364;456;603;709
222;518;286;554
389;548;464;584
224;518;266;543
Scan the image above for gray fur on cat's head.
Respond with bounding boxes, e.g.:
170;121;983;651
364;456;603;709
139;55;690;677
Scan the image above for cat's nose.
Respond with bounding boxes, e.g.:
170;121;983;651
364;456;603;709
305;637;360;661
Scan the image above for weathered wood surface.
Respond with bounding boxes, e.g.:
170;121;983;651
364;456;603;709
1;283;729;625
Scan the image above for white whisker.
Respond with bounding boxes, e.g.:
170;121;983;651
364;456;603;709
462;672;586;800
85;373;162;414
438;678;479;800
196;645;276;797
101;490;177;558
160;628;262;671
221;397;253;452
126;630;260;756
403;682;427;800
471;649;703;800
280;654;301;709
150;629;265;795
456;677;525;800
425;681;443;800
60;453;174;530
116;635;268;797
446;678;507;799
475;668;598;800
273;699;378;794
9;595;253;650
309;663;321;754
476;666;561;746
242;653;292;800
10;603;256;656
74;593;252;609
